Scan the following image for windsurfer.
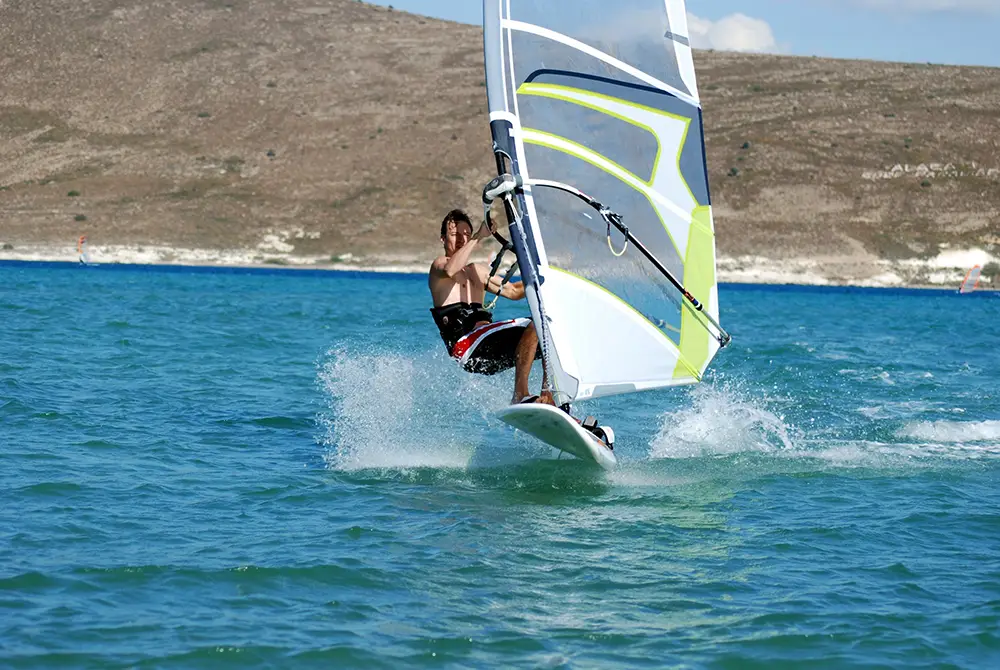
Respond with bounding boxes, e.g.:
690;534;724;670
77;235;89;265
428;209;553;405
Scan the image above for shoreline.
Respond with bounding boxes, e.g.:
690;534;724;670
6;258;997;297
1;243;996;291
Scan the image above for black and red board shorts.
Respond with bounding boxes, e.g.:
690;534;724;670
430;302;540;376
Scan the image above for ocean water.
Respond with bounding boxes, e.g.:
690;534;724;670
2;262;999;668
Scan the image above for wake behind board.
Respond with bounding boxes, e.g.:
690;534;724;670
497;404;617;471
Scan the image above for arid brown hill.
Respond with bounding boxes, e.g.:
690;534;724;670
1;0;998;271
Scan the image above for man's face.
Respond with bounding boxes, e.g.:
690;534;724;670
442;220;473;256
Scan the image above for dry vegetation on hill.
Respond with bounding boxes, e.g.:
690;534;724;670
1;0;998;284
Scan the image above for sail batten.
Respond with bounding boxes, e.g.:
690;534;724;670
484;0;723;405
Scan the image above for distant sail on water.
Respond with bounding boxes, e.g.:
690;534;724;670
77;235;91;265
959;265;982;294
482;0;725;405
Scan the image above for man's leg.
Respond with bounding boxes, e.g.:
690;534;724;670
538;370;554;406
512;324;554;405
512;324;537;403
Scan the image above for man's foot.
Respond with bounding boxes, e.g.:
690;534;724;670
581;415;615;450
512;391;556;405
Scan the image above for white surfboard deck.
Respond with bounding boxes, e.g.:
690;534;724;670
496;403;617;471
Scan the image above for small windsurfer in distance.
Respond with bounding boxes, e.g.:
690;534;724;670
77;235;89;265
429;209;553;405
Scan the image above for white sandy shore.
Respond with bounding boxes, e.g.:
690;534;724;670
1;243;996;289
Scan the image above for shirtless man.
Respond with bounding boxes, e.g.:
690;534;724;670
428;209;552;405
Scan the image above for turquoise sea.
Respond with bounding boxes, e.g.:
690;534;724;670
2;261;999;668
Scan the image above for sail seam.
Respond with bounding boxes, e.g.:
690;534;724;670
496;0;509;114
505;0;519;119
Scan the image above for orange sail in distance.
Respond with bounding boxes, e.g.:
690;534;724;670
959;265;982;294
77;235;91;265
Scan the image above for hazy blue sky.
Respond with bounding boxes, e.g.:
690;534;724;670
370;0;1000;67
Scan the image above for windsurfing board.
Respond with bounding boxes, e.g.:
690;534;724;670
496;403;617;471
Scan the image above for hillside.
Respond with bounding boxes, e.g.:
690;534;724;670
1;0;998;285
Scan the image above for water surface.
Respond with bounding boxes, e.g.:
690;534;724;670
2;263;998;667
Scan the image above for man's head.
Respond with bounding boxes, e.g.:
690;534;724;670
440;209;473;255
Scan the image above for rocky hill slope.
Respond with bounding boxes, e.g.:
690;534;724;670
1;0;998;285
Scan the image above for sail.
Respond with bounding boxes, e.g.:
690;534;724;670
960;265;982;294
483;0;722;404
77;235;91;265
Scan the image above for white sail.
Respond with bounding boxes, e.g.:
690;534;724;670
483;0;723;405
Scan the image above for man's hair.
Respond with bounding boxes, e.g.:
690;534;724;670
440;209;473;238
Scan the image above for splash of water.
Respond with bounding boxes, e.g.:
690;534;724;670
896;420;1000;458
648;382;796;459
899;419;1000;443
317;345;521;471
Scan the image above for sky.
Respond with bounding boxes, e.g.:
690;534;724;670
369;0;1000;67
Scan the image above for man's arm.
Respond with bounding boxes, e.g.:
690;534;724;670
441;238;480;278
496;279;525;301
440;220;494;278
473;263;525;300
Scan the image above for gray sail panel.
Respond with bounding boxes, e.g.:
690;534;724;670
523;150;687;341
507;0;692;97
523;70;711;207
517;95;659;182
